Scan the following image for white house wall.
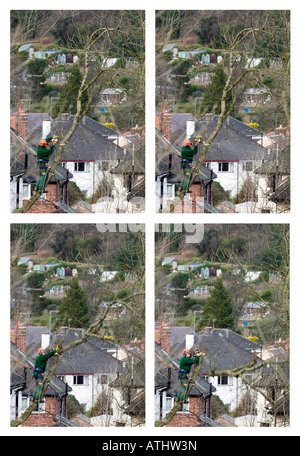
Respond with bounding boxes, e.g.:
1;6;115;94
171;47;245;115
209;376;241;412
209;162;238;197
10;178;18;212
63;162;95;197
63;373;121;413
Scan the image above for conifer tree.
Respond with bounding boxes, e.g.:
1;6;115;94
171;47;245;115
59;278;90;328
202;278;234;329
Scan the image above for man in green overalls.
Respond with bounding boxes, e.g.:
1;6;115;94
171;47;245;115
178;137;202;193
177;348;205;402
32;347;58;401
34;136;59;192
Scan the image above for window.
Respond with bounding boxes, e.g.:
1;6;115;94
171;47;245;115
167;183;175;199
218;162;234;172
73;375;88;385
23;183;31;199
22;396;45;413
218;376;233;386
74;162;90;172
165;397;173;412
166;397;189;413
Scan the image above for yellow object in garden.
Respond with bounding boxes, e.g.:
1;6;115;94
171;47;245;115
246;336;259;343
247;122;259;129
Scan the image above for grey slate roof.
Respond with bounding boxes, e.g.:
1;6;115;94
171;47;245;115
155;342;215;398
187;329;259;374
23;328;125;378
10;341;71;397
156;129;216;184
50;333;124;376
10;128;72;184
171;115;268;162
51;115;126;162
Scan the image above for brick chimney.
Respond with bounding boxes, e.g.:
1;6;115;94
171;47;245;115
160;110;172;141
17;111;28;140
160;323;171;354
12;324;27;354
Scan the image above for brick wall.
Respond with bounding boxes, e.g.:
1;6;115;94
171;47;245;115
22;397;61;427
167;183;206;213
10;111;28;139
156;324;171;354
18;111;28;140
11;325;27;354
167;397;206;427
157;109;172;141
24;184;60;213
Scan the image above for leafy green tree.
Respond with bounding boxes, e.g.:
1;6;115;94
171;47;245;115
26;272;45;315
202;278;234;329
50;229;75;261
195;15;221;47
59;278;89;328
27;59;48;100
201;65;233;115
54;65;88;117
171;272;189;315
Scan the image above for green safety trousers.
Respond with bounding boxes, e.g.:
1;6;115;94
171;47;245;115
32;372;45;401
177;373;190;401
36;160;49;191
180;160;193;191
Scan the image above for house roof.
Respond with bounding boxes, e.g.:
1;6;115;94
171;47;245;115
162;44;178;51
244;301;266;309
17;257;32;264
170;115;268;162
10;127;72;184
51;333;124;376
10;341;71;397
19;44;34;51
111;148;145;174
11;325;50;348
155;129;216;183
167;327;260;374
155;342;215;398
51;115;126;161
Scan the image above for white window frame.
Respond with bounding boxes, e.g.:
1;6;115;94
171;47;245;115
166;183;175;199
22;396;45;413
166;396;190;413
218;375;233;386
218;162;234;173
22;183;31;199
73;375;89;386
74;162;90;173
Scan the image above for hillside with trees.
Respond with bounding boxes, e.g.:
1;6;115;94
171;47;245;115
155;224;289;344
11;10;145;131
156;10;289;132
